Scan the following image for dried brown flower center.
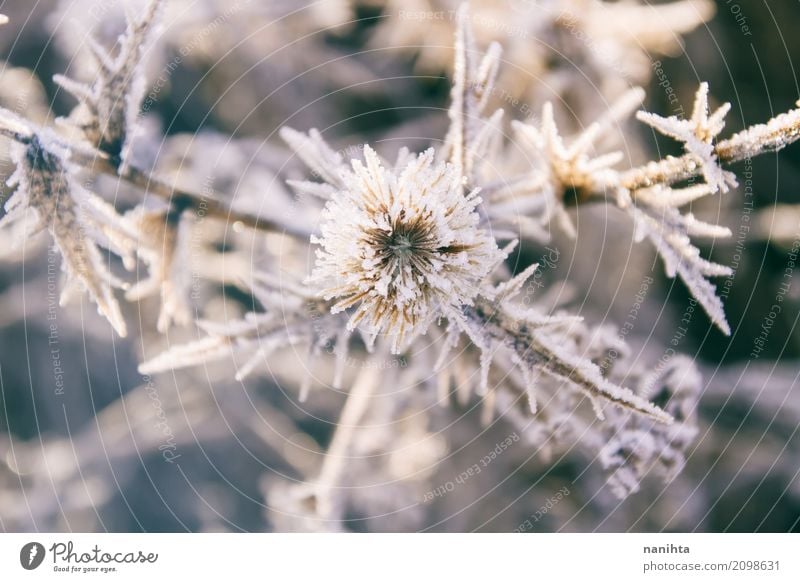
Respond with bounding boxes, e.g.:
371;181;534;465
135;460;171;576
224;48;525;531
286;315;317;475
370;220;434;270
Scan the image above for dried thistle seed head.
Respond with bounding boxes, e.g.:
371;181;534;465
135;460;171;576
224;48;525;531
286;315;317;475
308;145;502;352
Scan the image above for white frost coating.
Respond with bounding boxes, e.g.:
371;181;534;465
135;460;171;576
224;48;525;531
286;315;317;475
615;85;743;335
443;4;503;185
601;355;701;498
630;204;732;335
281;127;345;190
308;145;503;353
503;87;645;239
138;336;231;375
53;0;163;165
4;132;131;336
533;332;673;424
634;183;714;209
637;83;737;193
717;99;800;162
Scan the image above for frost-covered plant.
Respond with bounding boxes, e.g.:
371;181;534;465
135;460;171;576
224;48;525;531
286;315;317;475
1;1;800;531
54;0;164;165
307;145;503;352
49;0;372;133
0;112;136;336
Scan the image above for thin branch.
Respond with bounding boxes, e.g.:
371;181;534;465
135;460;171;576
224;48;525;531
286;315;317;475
0;126;313;240
314;344;387;519
616;102;800;197
94;153;313;239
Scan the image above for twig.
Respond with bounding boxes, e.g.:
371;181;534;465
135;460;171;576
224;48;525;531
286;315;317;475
314;343;388;519
0;125;313;240
614;104;800;197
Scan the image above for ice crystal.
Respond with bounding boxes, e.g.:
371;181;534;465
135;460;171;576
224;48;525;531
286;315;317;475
454;279;674;424
621;84;744;335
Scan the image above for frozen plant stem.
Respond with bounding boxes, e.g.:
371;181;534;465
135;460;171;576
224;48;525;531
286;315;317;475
315;347;387;519
0;125;312;240
98;157;313;239
589;102;800;203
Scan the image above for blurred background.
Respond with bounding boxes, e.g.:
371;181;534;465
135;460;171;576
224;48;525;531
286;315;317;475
1;0;799;532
